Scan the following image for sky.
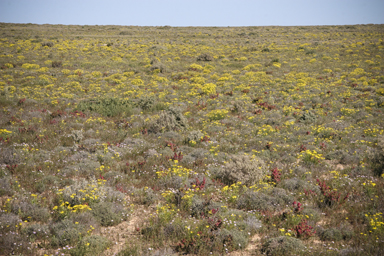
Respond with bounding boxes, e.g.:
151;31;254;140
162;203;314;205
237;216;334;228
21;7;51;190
0;0;383;27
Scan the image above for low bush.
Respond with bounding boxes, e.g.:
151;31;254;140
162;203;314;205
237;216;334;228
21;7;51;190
91;202;127;226
237;190;282;211
50;219;88;247
197;53;214;61
69;235;110;256
214;154;266;186
76;98;132;117
0;213;22;232
369;135;384;176
261;236;306;256
23;223;50;240
11;201;50;222
0;177;13;196
148;107;187;133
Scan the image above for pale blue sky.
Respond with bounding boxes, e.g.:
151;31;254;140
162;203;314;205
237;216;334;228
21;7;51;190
1;0;383;26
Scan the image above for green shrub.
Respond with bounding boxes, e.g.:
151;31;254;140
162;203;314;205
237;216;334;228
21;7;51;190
319;227;343;241
61;179;125;206
197;53;214;61
214;155;266;186
0;231;30;255
301;207;321;223
137;95;156;110
148;107;187;133
150;62;168;73
231;101;244;113
270;188;294;206
237;190;281;211
0;213;22;232
118;243;142;256
34;175;61;193
0;177;14;196
51;61;62;68
23;223;50;240
160;175;184;190
11;201;50;222
69;235;110;256
190;197;221;218
76;97;132;117
299;111;316;123
369;135;384;176
41;41;54;47
142;188;158;205
318;222;354;241
216;228;248;250
281;178;307;192
163;220;186;239
261;236;306;256
0;147;20;165
50;219;88;247
70;212;99;230
186;130;204;143
243;215;263;232
91;202;127;226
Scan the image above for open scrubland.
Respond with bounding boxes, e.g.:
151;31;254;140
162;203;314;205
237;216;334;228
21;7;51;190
1;23;384;255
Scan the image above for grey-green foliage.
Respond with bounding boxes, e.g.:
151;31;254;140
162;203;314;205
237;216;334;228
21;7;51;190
216;228;248;250
299;111;316;123
148;106;187;133
270;188;294;206
261;236;306;256
23;223;50;239
91;202;127;226
282;178;307;191
197;53;214;61
76;97;132;117
243;215;262;232
0;213;22;232
11;201;50;222
0;177;13;196
163;220;186;239
237;190;283;211
65;158;101;176
70;129;84;143
215;155;266;186
70;212;99;230
190;197;221;218
0;147;20;165
0;231;29;255
50;219;88;247
70;235;110;256
160;175;184;190
325;149;347;160
369;135;384;176
187;130;204;142
318;222;354;241
231;101;244;113
150;62;168;73
61;179;125;206
137;95;156;110
301;207;321;223
282;178;319;194
142;188;157;205
319;228;343;241
34;175;61;193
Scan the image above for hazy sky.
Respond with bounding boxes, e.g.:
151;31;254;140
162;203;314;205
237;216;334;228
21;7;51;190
1;0;383;26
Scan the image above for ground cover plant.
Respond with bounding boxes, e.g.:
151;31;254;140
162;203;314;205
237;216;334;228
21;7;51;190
0;23;384;255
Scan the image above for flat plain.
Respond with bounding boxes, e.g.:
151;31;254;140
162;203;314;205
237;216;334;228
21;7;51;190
0;23;384;255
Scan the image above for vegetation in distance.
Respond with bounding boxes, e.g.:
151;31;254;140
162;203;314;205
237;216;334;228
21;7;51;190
0;23;384;255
